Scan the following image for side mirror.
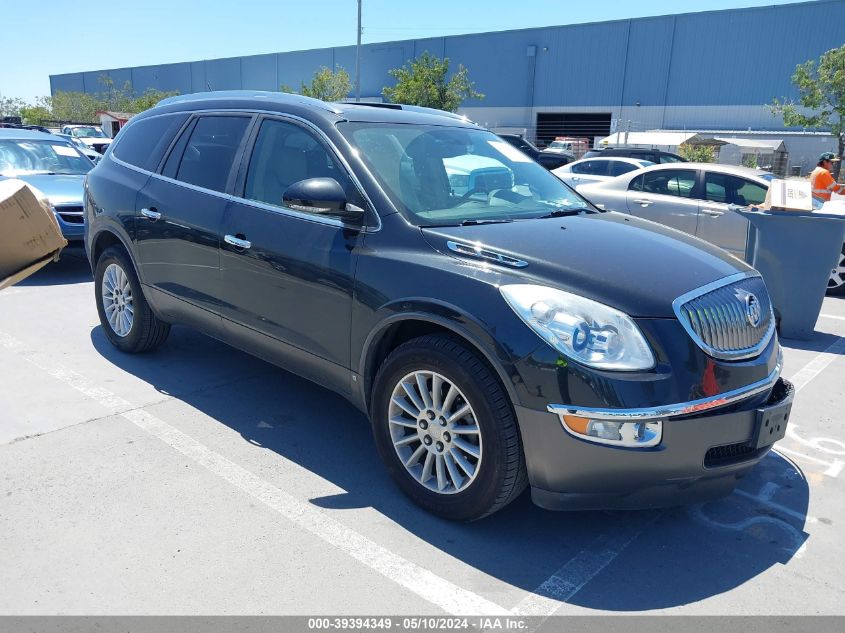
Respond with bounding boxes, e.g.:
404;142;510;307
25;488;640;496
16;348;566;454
282;177;364;222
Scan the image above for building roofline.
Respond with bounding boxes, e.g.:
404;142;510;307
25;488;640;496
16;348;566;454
49;0;838;81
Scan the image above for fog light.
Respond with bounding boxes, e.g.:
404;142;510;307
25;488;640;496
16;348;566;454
561;415;662;448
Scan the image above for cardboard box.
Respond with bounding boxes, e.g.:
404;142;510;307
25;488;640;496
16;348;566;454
0;179;68;290
760;178;814;211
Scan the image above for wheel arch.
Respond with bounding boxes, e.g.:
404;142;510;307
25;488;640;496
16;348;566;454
359;306;522;417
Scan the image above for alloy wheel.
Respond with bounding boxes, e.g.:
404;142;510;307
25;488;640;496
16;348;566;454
828;250;845;291
101;263;134;337
388;370;482;494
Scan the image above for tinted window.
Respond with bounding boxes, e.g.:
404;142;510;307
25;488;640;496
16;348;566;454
705;172;767;205
638;169;697;198
571;160;607;176
659;154;684;163
244;119;353;212
175;116;250;192
112;113;189;171
609;161;641;177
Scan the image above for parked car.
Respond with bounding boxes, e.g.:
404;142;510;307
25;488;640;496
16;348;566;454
61;124;113;154
0;128;94;241
444;154;514;198
85;91;792;520
583;147;685;164
56;133;101;163
498;134;573;170
553;157;653;188
576;163;843;295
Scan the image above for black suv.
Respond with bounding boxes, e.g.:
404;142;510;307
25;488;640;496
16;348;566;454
85;91;792;520
498;134;573;170
582;147;685;163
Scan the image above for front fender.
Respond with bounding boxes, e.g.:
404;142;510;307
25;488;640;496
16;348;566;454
357;297;539;415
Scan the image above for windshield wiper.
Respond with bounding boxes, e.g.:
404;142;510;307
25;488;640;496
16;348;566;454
459;218;513;226
536;208;591;219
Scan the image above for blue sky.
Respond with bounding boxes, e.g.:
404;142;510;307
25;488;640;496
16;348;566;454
2;0;807;101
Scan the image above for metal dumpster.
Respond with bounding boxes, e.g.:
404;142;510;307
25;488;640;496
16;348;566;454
737;207;845;340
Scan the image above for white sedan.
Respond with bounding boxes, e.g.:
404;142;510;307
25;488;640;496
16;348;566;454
553;156;653;188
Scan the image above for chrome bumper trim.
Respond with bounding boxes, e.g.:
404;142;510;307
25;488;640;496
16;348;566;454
547;362;782;422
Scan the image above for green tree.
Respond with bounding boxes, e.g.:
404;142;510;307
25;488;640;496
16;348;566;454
297;66;351;101
678;142;716;162
20;96;52;125
0;94;26;118
771;44;845;178
382;52;483;112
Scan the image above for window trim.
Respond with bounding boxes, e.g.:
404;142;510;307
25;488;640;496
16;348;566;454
156;112;257;195
231;112;380;232
110;111;190;171
631;167;700;199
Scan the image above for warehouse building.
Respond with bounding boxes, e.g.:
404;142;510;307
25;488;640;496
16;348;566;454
50;0;844;171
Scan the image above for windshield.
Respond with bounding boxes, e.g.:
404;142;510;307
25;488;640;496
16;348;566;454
71;126;107;138
339;123;596;226
0;139;92;176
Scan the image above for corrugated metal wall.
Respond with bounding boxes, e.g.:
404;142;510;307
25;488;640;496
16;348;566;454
50;0;845;116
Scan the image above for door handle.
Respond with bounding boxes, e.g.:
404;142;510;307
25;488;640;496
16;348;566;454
140;207;161;220
701;208;724;217
224;234;252;249
571;176;580;181
632;198;652;206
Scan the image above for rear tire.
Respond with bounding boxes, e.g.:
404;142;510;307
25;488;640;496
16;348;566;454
95;246;170;353
371;334;527;521
827;243;845;297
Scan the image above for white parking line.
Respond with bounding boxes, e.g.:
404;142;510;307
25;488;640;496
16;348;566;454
0;330;509;617
788;335;845;393
509;512;658;616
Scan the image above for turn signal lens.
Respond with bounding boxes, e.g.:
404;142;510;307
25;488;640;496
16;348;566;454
561;415;662;448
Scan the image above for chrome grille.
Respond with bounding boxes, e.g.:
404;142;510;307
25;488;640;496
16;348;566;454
673;274;774;361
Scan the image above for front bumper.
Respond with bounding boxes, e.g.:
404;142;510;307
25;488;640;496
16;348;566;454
53;211;84;241
517;376;794;510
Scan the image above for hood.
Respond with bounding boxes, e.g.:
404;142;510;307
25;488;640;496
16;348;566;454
11;174;85;206
420;212;751;318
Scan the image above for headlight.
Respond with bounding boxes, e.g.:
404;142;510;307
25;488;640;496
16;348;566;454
500;284;655;371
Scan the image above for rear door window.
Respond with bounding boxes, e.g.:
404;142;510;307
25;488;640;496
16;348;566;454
705;172;767;205
174;116;251;193
609;161;640;177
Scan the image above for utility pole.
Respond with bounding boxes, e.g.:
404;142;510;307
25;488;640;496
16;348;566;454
355;0;362;102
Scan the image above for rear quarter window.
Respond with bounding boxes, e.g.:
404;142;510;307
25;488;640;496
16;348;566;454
111;113;189;171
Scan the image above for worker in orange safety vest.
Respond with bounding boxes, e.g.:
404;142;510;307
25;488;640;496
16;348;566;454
810;152;844;201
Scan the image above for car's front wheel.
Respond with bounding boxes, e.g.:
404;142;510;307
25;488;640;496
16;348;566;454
371;334;527;520
95;246;170;353
827;243;845;297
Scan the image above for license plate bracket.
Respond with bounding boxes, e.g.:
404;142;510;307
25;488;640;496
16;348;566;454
748;380;793;450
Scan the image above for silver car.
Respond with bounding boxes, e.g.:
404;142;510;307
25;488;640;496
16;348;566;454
553;156;653;188
576;163;774;260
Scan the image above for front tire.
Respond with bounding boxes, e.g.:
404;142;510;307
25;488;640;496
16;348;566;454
95;246;170;353
371;334;527;520
827;243;845;297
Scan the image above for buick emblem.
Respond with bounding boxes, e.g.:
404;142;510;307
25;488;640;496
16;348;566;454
745;293;762;327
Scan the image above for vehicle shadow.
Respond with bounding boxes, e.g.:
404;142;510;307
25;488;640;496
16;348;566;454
15;247;92;287
90;325;810;612
781;330;845;353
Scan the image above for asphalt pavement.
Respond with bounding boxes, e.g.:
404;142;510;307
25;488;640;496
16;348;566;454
1;248;844;615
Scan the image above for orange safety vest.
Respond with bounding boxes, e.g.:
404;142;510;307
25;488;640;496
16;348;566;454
810;166;844;201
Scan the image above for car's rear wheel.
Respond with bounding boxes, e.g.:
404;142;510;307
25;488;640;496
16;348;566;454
95;246;170;353
827;243;845;297
371;334;527;521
